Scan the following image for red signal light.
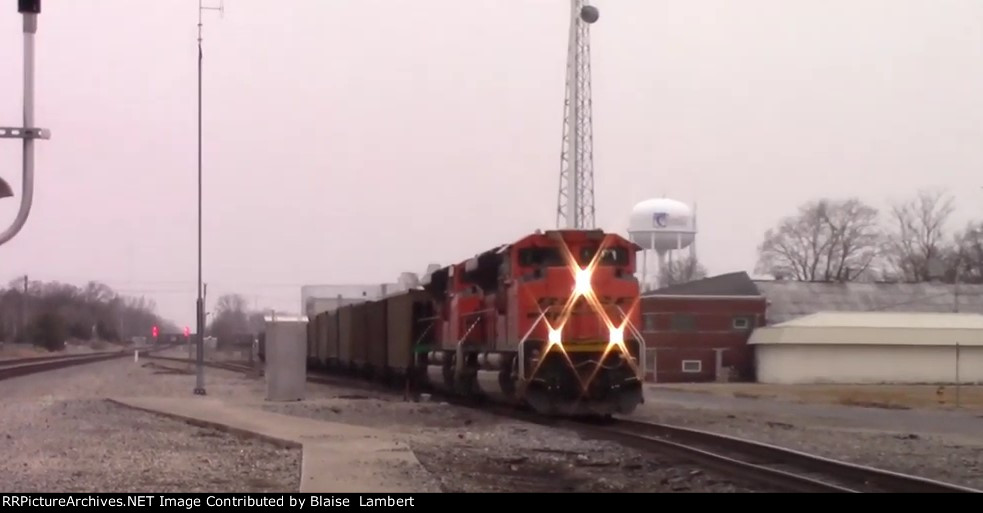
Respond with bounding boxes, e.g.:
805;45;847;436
152;325;159;338
184;326;190;337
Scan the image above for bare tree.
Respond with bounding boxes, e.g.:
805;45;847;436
0;278;177;349
755;197;882;281
884;188;956;282
216;294;248;316
247;311;267;334
944;221;983;284
661;254;708;287
208;293;251;342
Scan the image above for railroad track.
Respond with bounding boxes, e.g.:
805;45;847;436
140;355;260;375
141;355;983;493
569;417;982;493
0;348;156;381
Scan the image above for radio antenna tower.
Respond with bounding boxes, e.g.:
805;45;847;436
556;0;599;230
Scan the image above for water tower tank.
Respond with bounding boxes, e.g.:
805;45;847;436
628;198;696;252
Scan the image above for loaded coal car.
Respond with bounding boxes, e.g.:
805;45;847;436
385;288;437;387
336;304;353;373
350;301;370;377
306;319;318;368
365;299;388;380
324;308;339;370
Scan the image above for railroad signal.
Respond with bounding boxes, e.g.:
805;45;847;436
152;325;158;338
184;326;190;338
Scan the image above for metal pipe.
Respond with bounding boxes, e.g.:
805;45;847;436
0;10;39;247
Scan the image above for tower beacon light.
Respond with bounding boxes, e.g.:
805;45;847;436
581;4;599;23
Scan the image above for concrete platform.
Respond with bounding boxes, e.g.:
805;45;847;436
108;396;437;493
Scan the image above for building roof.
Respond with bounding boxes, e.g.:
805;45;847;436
263;313;308;324
748;311;983;347
754;280;983;324
644;271;762;297
771;311;983;329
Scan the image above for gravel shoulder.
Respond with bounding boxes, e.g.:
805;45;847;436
0;356;300;493
260;388;780;493
634;391;983;491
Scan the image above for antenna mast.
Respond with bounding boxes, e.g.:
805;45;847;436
556;0;598;230
194;0;224;397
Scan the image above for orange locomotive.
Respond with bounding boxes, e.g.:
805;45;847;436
417;229;646;417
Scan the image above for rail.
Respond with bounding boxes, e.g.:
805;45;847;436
0;345;173;382
579;418;983;493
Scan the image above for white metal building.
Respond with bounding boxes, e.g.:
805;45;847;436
299;272;423;317
749;311;983;384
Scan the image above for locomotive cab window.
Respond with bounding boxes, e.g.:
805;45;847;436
518;247;563;267
579;245;629;266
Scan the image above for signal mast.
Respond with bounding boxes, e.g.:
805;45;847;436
556;0;599;230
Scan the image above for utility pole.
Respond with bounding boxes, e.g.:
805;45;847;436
195;0;224;396
0;1;50;247
20;275;27;341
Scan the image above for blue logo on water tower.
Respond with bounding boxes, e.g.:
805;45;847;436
653;212;668;228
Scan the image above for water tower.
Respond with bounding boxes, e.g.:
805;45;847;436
628;198;697;291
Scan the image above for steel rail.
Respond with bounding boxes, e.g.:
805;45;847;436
0;351;122;366
0;344;178;381
596;418;982;493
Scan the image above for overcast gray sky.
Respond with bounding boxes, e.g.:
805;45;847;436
2;0;983;329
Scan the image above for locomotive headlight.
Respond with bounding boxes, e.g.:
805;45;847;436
548;326;562;345
573;267;592;296
608;325;624;347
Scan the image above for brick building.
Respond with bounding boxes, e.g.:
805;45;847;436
640;272;766;383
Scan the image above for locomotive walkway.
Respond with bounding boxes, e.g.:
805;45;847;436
108;396;437;493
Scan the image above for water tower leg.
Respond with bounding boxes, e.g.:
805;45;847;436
657;250;668;288
641;250;648;293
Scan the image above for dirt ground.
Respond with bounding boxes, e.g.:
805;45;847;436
648;382;983;410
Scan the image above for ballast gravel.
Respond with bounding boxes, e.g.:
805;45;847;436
261;390;779;492
631;403;983;491
0;357;299;493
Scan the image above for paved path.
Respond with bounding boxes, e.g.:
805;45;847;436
109;396;439;493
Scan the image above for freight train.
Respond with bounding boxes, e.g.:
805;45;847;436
303;229;646;417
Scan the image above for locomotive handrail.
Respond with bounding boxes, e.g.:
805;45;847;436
460;308;496;318
516;310;549;384
617;305;647;381
453;317;485;380
412;322;435;356
412;322;434;347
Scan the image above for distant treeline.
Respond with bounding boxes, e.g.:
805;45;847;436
0;276;178;351
756;188;983;283
205;293;267;346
